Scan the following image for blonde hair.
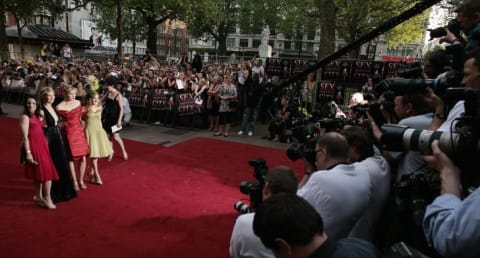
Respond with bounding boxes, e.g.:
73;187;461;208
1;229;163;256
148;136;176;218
63;85;77;95
38;86;55;104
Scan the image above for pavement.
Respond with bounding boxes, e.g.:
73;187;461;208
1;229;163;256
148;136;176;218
1;102;290;150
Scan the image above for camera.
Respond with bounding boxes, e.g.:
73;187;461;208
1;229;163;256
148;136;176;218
373;70;463;99
286;137;317;168
350;99;394;126
380;88;480;160
428;19;462;41
395;170;440;227
233;158;269;214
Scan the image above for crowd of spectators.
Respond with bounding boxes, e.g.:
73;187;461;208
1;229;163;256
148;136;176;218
0;49;304;141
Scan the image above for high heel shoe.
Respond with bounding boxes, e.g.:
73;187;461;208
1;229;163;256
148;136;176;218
73;181;80;191
42;199;56;210
95;176;103;185
33;195;45;207
79;181;87;190
89;173;96;184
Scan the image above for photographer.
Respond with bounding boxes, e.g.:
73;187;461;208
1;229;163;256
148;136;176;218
229;166;298;258
427;47;480;132
370;92;433;179
297;131;390;240
422;140;480;258
438;0;480;52
252;193;380;258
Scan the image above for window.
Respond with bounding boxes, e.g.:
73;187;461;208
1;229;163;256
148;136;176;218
252;39;261;48
227;38;235;48
284;41;291;50
307;43;314;51
240;39;249;48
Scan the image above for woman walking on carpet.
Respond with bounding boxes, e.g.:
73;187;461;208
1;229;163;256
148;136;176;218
101;77;128;161
20;96;59;209
56;85;90;191
39;87;77;202
83;92;113;185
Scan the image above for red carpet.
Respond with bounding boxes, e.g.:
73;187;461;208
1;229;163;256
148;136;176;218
0;116;303;258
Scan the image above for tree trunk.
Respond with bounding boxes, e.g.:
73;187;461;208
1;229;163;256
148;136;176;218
217;34;227;56
116;0;123;57
146;17;158;54
132;39;136;56
0;0;8;61
316;0;336;60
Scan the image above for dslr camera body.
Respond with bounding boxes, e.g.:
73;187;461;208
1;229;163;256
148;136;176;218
234;158;269;214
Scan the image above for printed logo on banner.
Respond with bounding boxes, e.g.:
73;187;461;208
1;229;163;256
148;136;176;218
317;81;338;102
129;87;146;107
384;62;403;78
265;58;281;77
352;60;373;81
176;93;198;114
151;88;169;110
322;60;342;80
292;59;310;76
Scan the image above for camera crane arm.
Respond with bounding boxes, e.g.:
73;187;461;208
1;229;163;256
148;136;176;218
280;0;442;89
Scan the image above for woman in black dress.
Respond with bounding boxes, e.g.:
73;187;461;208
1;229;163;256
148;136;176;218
101;77;128;161
39;87;77;202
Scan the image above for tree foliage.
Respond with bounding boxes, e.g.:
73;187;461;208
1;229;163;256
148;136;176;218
93;0;148;55
186;0;237;56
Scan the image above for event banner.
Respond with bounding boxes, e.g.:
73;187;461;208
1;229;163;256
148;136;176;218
322;60;353;81
383;61;404;78
265;58;292;78
151;89;170;110
316;80;345;104
176;93;198;114
291;58;316;77
266;58;409;82
129;87;148;107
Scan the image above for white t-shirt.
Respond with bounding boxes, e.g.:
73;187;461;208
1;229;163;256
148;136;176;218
438;101;465;132
229;213;274;258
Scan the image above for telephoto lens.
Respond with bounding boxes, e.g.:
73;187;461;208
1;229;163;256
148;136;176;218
233;200;251;214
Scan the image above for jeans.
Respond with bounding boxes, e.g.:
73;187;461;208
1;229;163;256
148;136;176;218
240;106;259;133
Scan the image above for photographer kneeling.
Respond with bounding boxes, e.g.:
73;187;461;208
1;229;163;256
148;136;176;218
229;166;298;258
422;140;480;258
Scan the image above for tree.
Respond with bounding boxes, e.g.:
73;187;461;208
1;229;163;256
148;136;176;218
186;0;238;56
94;5;147;56
316;0;336;59
127;0;187;55
5;0;44;59
312;0;430;59
0;0;8;61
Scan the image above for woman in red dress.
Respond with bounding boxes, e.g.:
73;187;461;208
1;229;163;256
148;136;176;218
56;85;89;191
20;96;59;209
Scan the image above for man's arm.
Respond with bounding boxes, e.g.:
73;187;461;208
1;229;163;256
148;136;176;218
422;140;480;257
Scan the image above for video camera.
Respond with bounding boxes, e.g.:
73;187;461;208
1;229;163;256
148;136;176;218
233;158;269;214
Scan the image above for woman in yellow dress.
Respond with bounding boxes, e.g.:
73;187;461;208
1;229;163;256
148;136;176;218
83;92;113;185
